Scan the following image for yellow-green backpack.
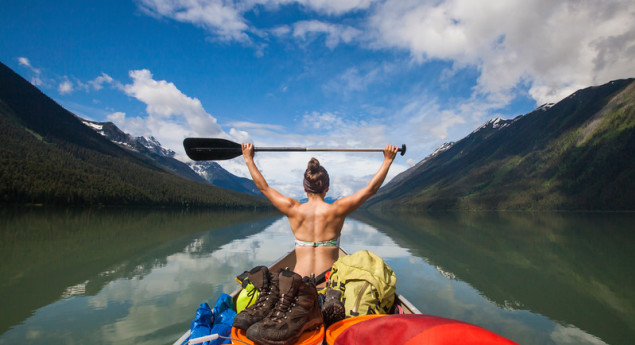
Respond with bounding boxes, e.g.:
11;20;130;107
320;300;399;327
326;250;396;317
234;271;260;313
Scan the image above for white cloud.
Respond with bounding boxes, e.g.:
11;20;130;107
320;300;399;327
367;0;635;105
301;111;346;130
18;57;37;71
107;69;241;157
58;80;74;95
123;69;226;136
217;111;409;199
101;72;408;200
293;0;377;15
106;111;151;138
137;0;250;42
89;73;116;90
292;20;361;49
135;0;635;108
106;111;126;123
18;56;44;86
269;25;291;37
228;127;251;144
135;0;366;48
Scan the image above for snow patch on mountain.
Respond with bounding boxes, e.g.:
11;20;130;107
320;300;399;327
430;141;455;157
81;120;175;158
537;103;555;111
82;121;103;132
471;117;511;135
136;136;175;158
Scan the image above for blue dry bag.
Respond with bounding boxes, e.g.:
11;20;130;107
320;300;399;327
210;293;236;344
187;302;213;344
184;294;236;345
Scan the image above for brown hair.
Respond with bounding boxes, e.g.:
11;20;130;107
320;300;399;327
303;158;330;194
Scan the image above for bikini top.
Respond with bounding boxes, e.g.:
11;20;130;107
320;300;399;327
294;236;340;248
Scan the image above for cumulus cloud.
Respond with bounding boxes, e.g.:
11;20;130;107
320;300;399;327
106;111;150;137
123;69;225;136
367;0;635;105
135;0;366;48
58;80;74;95
136;0;250;42
136;0;634;109
108;69;247;157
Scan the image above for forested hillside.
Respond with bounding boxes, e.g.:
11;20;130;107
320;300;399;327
368;78;635;211
0;62;269;208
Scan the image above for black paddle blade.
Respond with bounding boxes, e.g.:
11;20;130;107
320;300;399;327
183;138;242;161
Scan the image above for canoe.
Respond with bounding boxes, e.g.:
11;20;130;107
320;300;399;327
173;248;421;345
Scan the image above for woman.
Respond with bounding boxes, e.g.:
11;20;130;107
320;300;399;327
242;143;399;281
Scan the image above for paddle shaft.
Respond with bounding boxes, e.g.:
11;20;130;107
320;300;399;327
253;147;398;153
183;138;405;161
187;146;405;155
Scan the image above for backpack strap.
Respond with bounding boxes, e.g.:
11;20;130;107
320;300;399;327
314;267;332;285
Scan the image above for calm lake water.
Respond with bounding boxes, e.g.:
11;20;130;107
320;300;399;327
0;208;633;345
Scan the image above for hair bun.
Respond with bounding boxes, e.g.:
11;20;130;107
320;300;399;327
307;158;320;173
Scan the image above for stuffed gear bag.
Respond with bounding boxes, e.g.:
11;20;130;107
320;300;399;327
326;250;396;317
234;270;261;313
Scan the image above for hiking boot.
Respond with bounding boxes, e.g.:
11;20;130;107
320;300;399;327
321;287;345;327
233;266;280;330
246;269;323;345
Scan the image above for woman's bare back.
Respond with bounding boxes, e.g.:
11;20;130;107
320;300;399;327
289;199;345;278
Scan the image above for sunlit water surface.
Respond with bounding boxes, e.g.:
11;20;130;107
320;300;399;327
0;209;632;345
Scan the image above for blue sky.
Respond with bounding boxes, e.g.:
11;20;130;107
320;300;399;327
2;0;634;199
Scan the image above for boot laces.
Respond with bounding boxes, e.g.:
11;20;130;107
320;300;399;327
271;293;297;321
253;285;271;307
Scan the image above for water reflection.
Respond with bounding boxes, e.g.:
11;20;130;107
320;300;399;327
353;211;635;345
0;208;277;344
0;210;632;345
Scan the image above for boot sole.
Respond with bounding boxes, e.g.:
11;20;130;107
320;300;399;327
246;318;323;345
322;301;345;327
232;318;254;331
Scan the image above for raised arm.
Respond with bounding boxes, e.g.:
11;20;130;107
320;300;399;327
332;145;398;216
242;143;299;215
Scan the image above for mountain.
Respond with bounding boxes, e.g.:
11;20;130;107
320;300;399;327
368;78;635;211
80;119;208;184
0;61;269;208
189;161;261;196
80;119;261;196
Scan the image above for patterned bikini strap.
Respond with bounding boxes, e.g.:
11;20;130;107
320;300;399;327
294;237;340;247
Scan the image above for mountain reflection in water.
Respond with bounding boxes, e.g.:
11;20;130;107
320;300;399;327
352;211;634;345
0;209;632;345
